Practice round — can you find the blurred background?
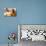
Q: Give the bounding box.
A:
[0,0,46,46]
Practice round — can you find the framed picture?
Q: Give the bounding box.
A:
[4,8,16,16]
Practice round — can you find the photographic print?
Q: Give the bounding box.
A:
[4,8,16,16]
